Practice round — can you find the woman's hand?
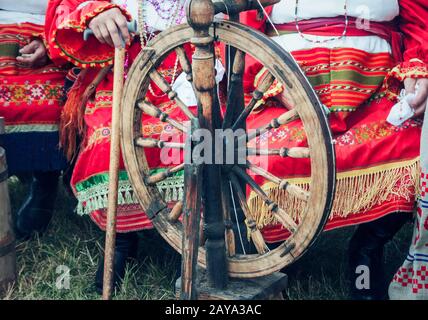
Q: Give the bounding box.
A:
[405,77,428,117]
[88,7,131,48]
[16,39,48,68]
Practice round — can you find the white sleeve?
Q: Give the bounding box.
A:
[0,0,48,15]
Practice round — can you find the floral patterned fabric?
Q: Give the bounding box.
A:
[0,23,67,173]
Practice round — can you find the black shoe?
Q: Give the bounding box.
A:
[95,232,139,294]
[348,213,410,300]
[15,171,60,239]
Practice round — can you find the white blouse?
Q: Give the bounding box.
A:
[269,0,399,54]
[75,0,188,32]
[0,0,47,24]
[271,0,399,23]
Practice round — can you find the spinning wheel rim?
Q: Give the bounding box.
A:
[121,21,336,278]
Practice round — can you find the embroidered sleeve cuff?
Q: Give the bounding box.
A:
[52,2,132,68]
[382,59,428,100]
[390,59,428,81]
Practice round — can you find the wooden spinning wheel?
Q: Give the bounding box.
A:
[121,0,335,291]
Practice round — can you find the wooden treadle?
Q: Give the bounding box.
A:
[175,271,288,300]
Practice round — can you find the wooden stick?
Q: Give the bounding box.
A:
[246,146,310,158]
[232,165,298,232]
[168,201,184,223]
[238,109,299,146]
[103,47,126,300]
[246,162,310,202]
[145,163,185,185]
[138,101,187,132]
[232,71,275,130]
[135,137,185,149]
[175,46,193,80]
[222,49,246,130]
[221,180,236,257]
[149,70,196,120]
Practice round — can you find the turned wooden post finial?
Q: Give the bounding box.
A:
[186,0,215,31]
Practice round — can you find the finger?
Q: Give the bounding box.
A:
[19,41,39,55]
[106,20,123,48]
[16,55,37,67]
[404,78,416,93]
[413,102,427,118]
[34,45,46,58]
[16,56,32,65]
[410,83,428,109]
[99,24,114,47]
[114,15,130,45]
[92,26,106,44]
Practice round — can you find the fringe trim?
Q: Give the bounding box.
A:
[76,175,185,216]
[248,159,420,229]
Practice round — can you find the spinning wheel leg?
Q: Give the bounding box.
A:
[181,121,203,300]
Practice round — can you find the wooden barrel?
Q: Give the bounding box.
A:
[0,118,16,294]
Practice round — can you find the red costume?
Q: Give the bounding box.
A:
[45,0,427,240]
[239,0,427,242]
[46,0,192,232]
[0,4,68,174]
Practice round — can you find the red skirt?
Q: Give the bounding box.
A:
[71,44,421,238]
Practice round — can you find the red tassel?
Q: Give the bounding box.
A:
[59,68,92,160]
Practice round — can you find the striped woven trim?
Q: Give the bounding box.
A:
[5,124,59,134]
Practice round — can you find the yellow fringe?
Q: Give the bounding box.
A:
[248,158,420,228]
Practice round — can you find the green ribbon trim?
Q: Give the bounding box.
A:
[307,71,384,87]
[75,170,129,193]
[0,43,19,58]
[5,124,59,134]
[74,169,184,216]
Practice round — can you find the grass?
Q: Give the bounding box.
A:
[2,178,414,300]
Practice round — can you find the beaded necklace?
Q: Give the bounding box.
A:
[136,0,186,97]
[294,0,349,44]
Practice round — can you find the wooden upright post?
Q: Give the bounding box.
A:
[181,119,202,300]
[187,0,228,290]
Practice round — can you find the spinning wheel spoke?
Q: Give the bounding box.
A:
[168,201,183,223]
[238,109,300,145]
[138,100,187,132]
[145,163,185,185]
[232,71,275,131]
[229,173,268,254]
[232,165,298,232]
[149,69,196,120]
[175,46,193,81]
[246,162,310,202]
[199,219,206,247]
[135,137,185,149]
[246,146,310,158]
[222,49,246,130]
[221,180,236,257]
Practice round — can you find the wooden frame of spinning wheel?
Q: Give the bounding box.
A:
[121,0,336,299]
